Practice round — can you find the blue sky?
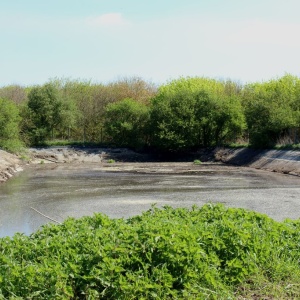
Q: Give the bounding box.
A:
[1,0,300,86]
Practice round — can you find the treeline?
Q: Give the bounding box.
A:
[0,77,156,151]
[1,74,300,152]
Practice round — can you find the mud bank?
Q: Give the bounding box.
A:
[215,148,300,176]
[27,147,221,175]
[1,146,300,183]
[1,147,151,183]
[0,150,23,183]
[28,147,155,164]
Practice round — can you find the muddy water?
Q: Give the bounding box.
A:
[1,163,300,237]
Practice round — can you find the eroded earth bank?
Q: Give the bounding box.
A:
[0,149,23,183]
[1,147,300,183]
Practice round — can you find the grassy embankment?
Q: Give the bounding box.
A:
[1,204,300,299]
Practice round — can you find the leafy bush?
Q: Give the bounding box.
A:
[150,77,245,151]
[104,98,150,148]
[242,74,300,147]
[1,204,300,299]
[0,98,23,152]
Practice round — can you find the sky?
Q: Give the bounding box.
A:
[1,0,300,86]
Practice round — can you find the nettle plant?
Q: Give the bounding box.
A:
[0,204,300,299]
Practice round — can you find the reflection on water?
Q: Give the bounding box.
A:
[1,163,300,237]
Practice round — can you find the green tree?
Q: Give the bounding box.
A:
[0,98,23,152]
[150,91,199,151]
[150,77,245,151]
[62,80,101,142]
[46,77,157,143]
[242,74,300,147]
[26,84,64,144]
[104,98,150,148]
[47,79,81,140]
[195,92,245,147]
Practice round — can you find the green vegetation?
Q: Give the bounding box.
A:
[104,98,150,148]
[150,78,245,151]
[193,159,202,165]
[1,204,300,299]
[38,140,105,147]
[275,143,300,150]
[24,84,67,144]
[1,74,300,152]
[0,98,23,152]
[107,159,115,163]
[242,74,300,147]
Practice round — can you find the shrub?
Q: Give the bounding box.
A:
[104,98,150,148]
[150,77,245,151]
[0,204,300,299]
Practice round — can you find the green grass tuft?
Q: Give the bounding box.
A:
[193,159,202,165]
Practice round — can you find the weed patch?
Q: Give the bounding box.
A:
[193,159,202,165]
[0,204,300,299]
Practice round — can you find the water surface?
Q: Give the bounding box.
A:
[1,163,300,237]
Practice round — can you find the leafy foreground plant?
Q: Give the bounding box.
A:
[1,204,300,299]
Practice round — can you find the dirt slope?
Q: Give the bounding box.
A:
[1,147,300,183]
[0,150,23,183]
[215,148,300,176]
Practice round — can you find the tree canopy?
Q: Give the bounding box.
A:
[0,98,23,152]
[242,74,300,146]
[150,77,245,151]
[1,74,300,151]
[104,98,150,148]
[26,84,65,143]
